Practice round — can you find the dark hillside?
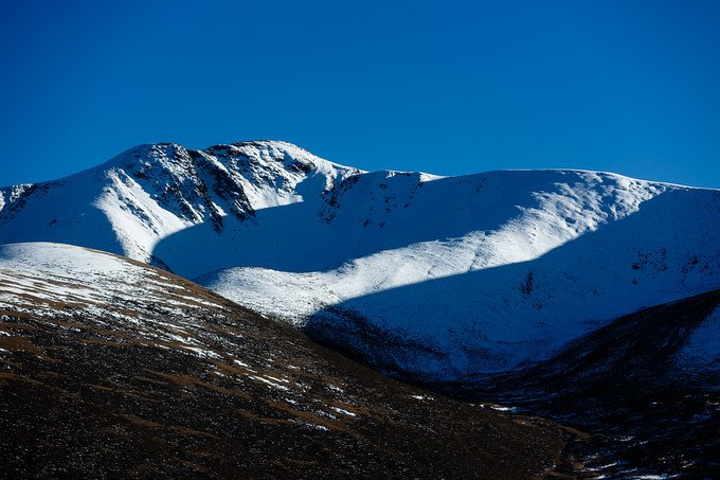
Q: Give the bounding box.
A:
[0,246,576,479]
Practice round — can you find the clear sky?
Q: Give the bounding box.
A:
[1,0,719,187]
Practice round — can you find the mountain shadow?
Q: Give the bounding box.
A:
[152,169,576,278]
[447,290,720,479]
[303,188,720,377]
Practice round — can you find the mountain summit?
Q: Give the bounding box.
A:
[0,141,359,269]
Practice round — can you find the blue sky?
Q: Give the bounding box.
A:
[1,0,719,187]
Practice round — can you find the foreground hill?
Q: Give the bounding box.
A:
[0,243,573,479]
[1,141,719,377]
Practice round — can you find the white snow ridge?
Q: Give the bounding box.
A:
[1,140,719,378]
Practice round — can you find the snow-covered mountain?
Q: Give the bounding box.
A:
[0,141,359,271]
[2,140,719,378]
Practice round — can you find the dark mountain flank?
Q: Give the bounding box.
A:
[0,244,577,479]
[426,290,720,478]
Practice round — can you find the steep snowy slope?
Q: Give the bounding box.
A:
[0,141,359,269]
[677,304,720,375]
[2,141,719,378]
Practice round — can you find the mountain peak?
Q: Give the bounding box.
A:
[202,140,359,177]
[102,140,360,185]
[0,140,365,264]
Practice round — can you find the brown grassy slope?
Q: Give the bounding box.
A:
[0,251,576,479]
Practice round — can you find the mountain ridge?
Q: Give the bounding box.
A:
[3,141,720,477]
[1,141,719,378]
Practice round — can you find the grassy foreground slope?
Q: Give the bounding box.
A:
[0,243,575,479]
